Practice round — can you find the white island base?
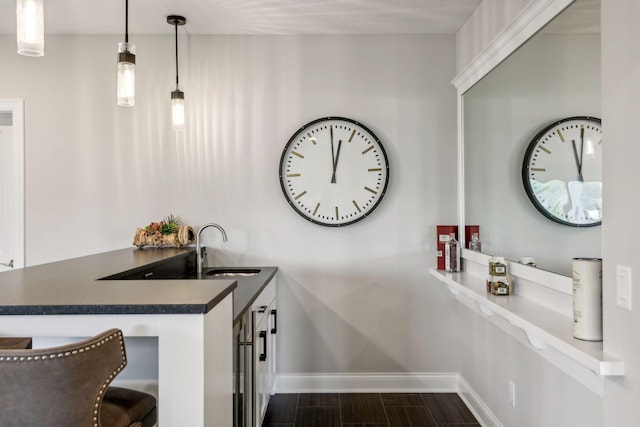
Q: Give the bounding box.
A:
[0,293,233,426]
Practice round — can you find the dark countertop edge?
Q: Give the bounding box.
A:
[233,267,278,324]
[0,282,237,316]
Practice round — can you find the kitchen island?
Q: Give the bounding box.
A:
[0,247,277,426]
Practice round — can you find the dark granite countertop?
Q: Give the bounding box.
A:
[222,266,278,324]
[0,248,238,315]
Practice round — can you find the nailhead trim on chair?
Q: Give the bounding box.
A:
[0,330,127,427]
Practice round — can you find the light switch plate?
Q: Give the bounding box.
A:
[616,265,632,311]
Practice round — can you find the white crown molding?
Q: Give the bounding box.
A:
[452,0,574,95]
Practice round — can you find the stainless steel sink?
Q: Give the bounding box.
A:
[204,268,261,277]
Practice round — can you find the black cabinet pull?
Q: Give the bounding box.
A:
[258,305,267,313]
[259,331,267,361]
[270,309,277,334]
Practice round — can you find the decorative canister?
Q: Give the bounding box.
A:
[572,258,603,341]
[489,257,507,276]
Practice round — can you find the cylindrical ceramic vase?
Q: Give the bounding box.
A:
[572,258,603,341]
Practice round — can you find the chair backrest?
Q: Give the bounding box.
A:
[0,328,127,427]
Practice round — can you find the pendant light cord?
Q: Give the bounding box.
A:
[125,0,129,43]
[174,20,179,87]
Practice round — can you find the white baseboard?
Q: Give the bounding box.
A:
[275,372,459,393]
[274,372,501,427]
[458,376,503,427]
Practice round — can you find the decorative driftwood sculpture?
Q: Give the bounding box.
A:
[133,215,195,248]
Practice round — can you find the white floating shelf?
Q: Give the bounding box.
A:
[430,268,624,376]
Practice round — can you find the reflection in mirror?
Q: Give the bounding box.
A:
[463,0,600,276]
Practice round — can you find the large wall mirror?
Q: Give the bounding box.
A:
[462,0,600,276]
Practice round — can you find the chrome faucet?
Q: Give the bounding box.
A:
[196,223,228,277]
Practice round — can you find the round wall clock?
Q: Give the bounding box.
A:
[279,117,390,227]
[522,116,602,227]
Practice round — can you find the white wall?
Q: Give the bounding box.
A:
[601,0,640,425]
[457,304,603,426]
[465,32,601,276]
[0,34,459,375]
[454,1,605,425]
[459,0,640,424]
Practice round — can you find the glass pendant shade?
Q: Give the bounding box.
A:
[117,42,135,107]
[171,90,185,131]
[16,0,44,57]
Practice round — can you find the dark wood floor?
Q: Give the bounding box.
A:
[262,393,480,427]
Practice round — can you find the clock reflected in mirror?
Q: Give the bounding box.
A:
[522,116,602,227]
[279,117,390,227]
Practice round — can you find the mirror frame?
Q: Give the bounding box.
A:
[452,0,575,279]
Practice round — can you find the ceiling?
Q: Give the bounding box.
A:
[0,0,483,36]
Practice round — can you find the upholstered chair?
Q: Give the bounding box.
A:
[0,328,157,427]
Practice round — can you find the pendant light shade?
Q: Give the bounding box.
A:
[117,0,135,107]
[16,0,44,57]
[168,15,186,131]
[117,42,135,106]
[171,89,185,131]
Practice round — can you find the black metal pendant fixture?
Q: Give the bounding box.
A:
[117,0,135,106]
[167,15,186,131]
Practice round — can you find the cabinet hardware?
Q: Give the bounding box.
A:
[0,259,13,268]
[259,331,267,361]
[258,305,267,313]
[270,309,277,334]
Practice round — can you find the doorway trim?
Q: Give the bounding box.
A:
[0,99,25,268]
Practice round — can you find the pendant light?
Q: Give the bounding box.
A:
[117,0,135,107]
[167,15,186,131]
[16,0,44,57]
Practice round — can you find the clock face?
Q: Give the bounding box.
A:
[279,117,390,227]
[522,116,602,227]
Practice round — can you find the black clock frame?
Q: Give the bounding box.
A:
[521,115,602,227]
[278,116,390,227]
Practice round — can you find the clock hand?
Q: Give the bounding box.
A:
[331,140,342,183]
[330,125,336,183]
[571,139,584,182]
[579,126,585,181]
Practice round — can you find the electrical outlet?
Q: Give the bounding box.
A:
[509,381,516,407]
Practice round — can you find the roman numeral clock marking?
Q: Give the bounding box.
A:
[279,117,390,227]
